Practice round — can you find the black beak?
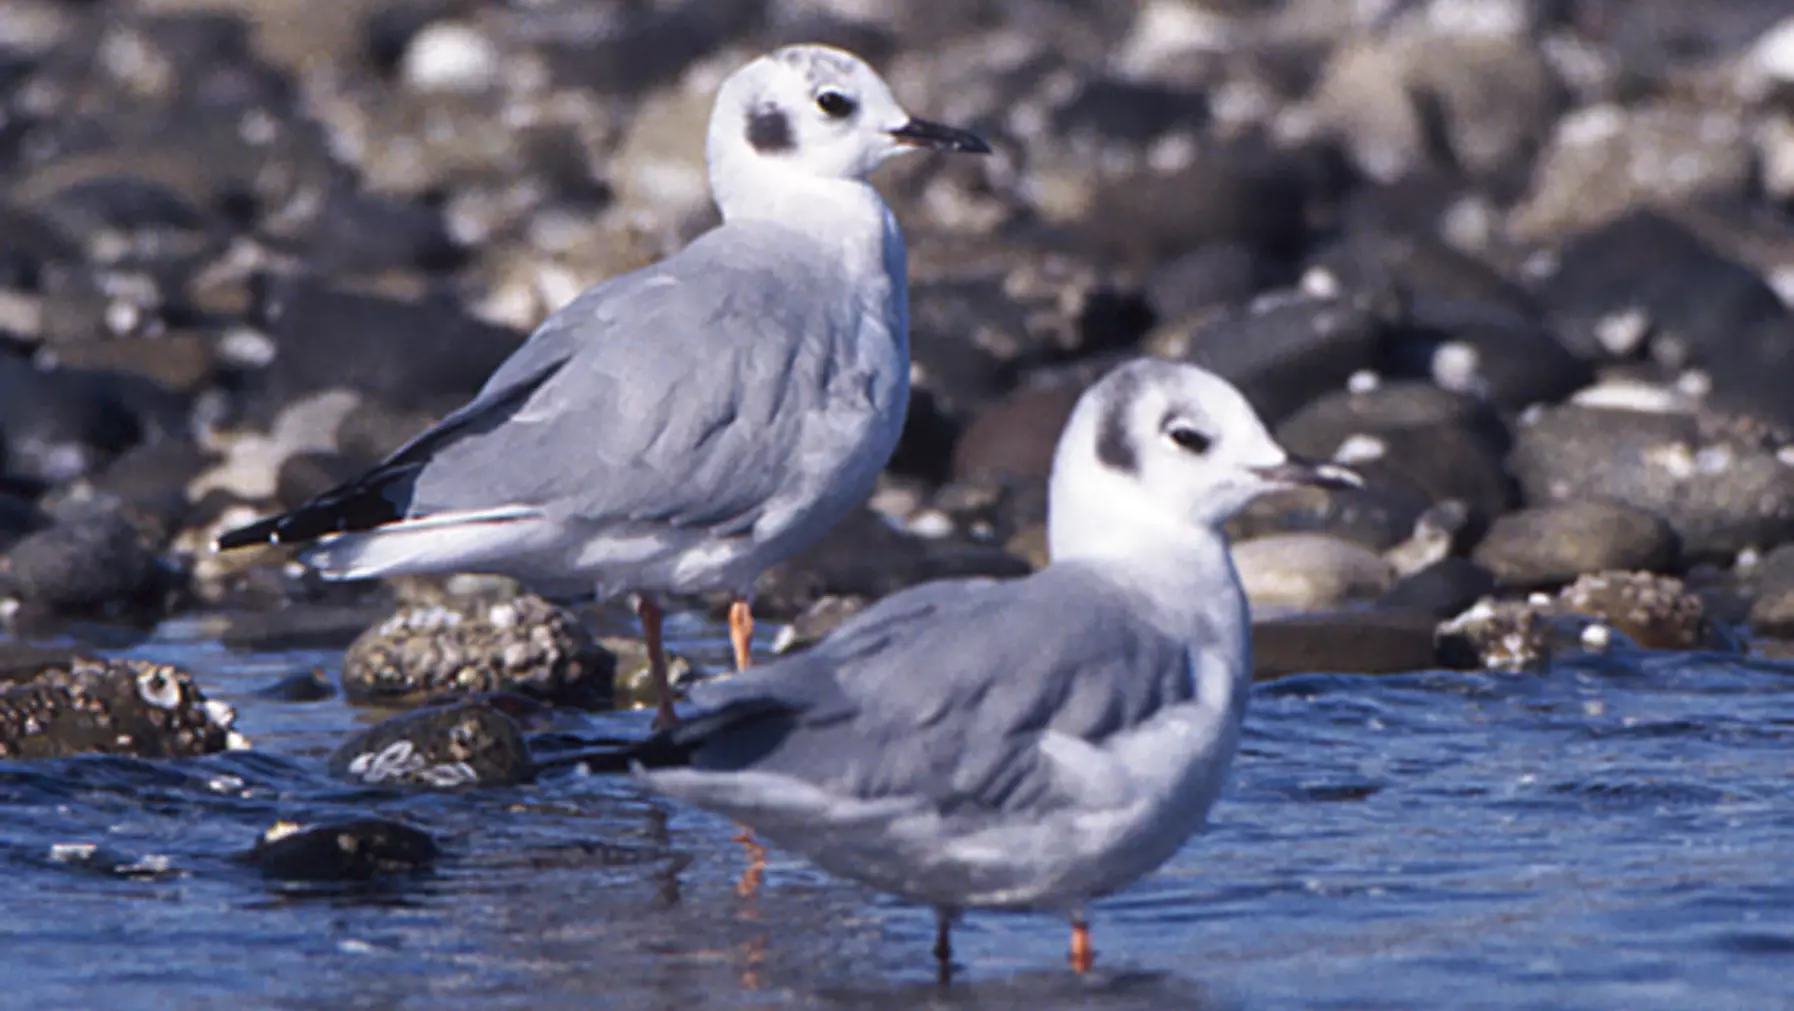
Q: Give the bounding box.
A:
[1251,456,1363,490]
[889,117,991,154]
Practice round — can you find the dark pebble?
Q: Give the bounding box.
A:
[1165,284,1406,427]
[245,275,523,420]
[0,497,164,617]
[1540,210,1787,367]
[248,818,438,883]
[1376,557,1498,620]
[327,699,532,789]
[254,668,335,702]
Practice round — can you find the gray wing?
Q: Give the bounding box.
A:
[680,564,1199,819]
[219,222,881,551]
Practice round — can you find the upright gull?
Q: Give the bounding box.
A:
[214,45,990,727]
[630,359,1361,977]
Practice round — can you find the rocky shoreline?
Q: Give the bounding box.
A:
[5,0,1794,780]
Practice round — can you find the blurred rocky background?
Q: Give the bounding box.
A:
[6,0,1794,729]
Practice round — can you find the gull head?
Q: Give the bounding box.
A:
[707,44,989,191]
[1049,360,1361,559]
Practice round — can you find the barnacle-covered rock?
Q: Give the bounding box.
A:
[0,657,246,759]
[327,698,531,789]
[340,592,614,707]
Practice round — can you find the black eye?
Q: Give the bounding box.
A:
[816,90,857,119]
[1167,425,1212,455]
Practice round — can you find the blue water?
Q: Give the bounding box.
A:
[2,613,1790,1011]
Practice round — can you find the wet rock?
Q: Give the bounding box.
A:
[1746,544,1794,636]
[254,668,335,702]
[1152,284,1405,427]
[0,656,243,759]
[1377,557,1498,621]
[1473,501,1680,588]
[1234,533,1394,613]
[341,593,614,708]
[248,818,438,883]
[1438,570,1723,669]
[0,496,166,618]
[1557,570,1709,652]
[1435,597,1567,672]
[328,698,532,789]
[1250,610,1442,681]
[1508,404,1794,560]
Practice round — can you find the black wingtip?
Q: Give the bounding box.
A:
[214,515,286,552]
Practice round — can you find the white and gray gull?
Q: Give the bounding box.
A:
[214,45,990,727]
[627,359,1362,978]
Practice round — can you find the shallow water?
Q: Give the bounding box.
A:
[2,614,1791,1011]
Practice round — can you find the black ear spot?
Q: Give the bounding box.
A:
[1096,396,1138,474]
[746,107,794,153]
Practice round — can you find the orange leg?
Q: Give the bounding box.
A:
[1069,918,1094,974]
[636,597,677,730]
[728,597,755,671]
[727,596,766,894]
[733,826,767,897]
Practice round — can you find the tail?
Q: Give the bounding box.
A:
[539,698,798,775]
[214,468,415,551]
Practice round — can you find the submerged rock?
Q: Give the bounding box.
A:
[0,657,245,759]
[327,698,531,789]
[248,818,439,883]
[341,593,614,707]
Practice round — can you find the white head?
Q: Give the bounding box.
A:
[705,44,988,218]
[1048,359,1361,564]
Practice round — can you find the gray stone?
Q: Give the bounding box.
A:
[1747,544,1794,636]
[1473,501,1679,588]
[1234,533,1394,613]
[1508,404,1794,560]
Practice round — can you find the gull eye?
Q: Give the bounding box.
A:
[816,90,857,119]
[1166,424,1213,455]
